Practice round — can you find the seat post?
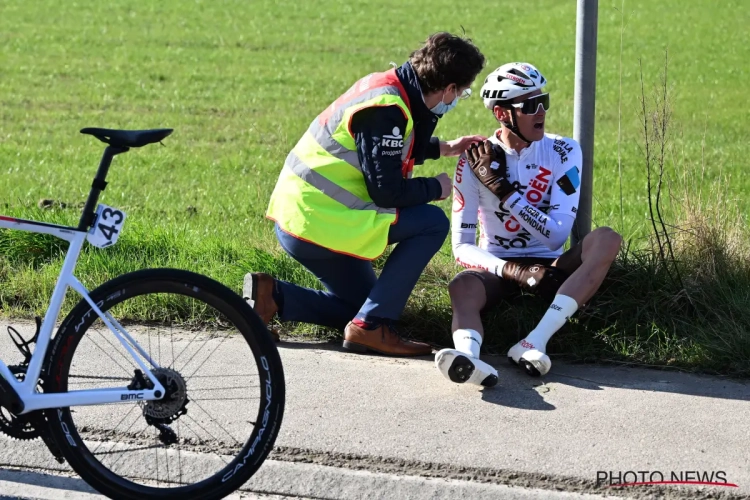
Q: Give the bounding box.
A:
[77,145,129,231]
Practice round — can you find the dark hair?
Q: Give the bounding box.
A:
[409,32,486,94]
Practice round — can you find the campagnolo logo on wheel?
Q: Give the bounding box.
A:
[223,356,273,483]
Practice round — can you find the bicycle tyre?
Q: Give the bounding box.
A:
[43,268,285,500]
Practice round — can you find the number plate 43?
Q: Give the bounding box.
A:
[87,204,126,248]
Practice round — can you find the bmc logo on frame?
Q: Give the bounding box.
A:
[121,393,144,401]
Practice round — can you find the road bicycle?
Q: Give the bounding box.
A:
[0,128,285,499]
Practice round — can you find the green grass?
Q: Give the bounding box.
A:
[1,0,749,375]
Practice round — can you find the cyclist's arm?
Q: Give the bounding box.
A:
[503,140,582,251]
[451,154,510,275]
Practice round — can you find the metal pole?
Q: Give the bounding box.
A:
[570,0,598,247]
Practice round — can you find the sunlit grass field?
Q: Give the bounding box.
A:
[1,0,748,374]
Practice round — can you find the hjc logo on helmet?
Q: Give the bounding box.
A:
[481,89,509,100]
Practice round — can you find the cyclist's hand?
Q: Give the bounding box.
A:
[501,262,568,299]
[466,140,517,202]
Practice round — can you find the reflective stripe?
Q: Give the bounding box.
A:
[285,151,397,215]
[401,131,413,162]
[310,85,412,170]
[308,121,360,168]
[267,69,413,260]
[323,85,403,132]
[309,115,412,171]
[332,92,413,151]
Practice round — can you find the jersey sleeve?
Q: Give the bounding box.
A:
[451,154,510,274]
[548,137,582,218]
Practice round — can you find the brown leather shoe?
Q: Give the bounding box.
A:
[243,273,280,342]
[343,322,433,357]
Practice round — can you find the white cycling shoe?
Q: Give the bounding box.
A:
[508,340,551,377]
[435,349,498,387]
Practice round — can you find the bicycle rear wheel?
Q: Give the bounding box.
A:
[44,268,285,500]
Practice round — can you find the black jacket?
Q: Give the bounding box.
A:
[350,62,443,208]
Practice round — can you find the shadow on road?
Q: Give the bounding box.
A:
[479,383,557,411]
[276,339,750,405]
[544,363,750,403]
[0,467,99,496]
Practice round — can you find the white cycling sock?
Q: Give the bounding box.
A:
[524,295,578,352]
[453,329,482,358]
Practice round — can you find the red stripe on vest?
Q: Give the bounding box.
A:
[318,69,411,125]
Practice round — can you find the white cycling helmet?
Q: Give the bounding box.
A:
[480,62,547,110]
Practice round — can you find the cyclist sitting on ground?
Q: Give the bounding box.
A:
[435,62,622,387]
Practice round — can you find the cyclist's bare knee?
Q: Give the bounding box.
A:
[582,226,622,264]
[449,270,490,312]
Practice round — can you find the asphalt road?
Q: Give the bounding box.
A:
[0,320,747,499]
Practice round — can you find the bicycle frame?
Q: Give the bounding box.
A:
[0,146,167,415]
[0,217,165,414]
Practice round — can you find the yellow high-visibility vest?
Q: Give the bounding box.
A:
[266,68,415,260]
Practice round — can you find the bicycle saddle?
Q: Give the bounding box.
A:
[80,128,173,148]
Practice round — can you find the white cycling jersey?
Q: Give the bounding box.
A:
[451,130,582,274]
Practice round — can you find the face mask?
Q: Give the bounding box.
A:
[430,88,459,115]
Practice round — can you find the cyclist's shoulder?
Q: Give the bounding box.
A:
[539,132,580,149]
[539,133,581,168]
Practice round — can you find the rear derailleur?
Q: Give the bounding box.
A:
[128,367,189,446]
